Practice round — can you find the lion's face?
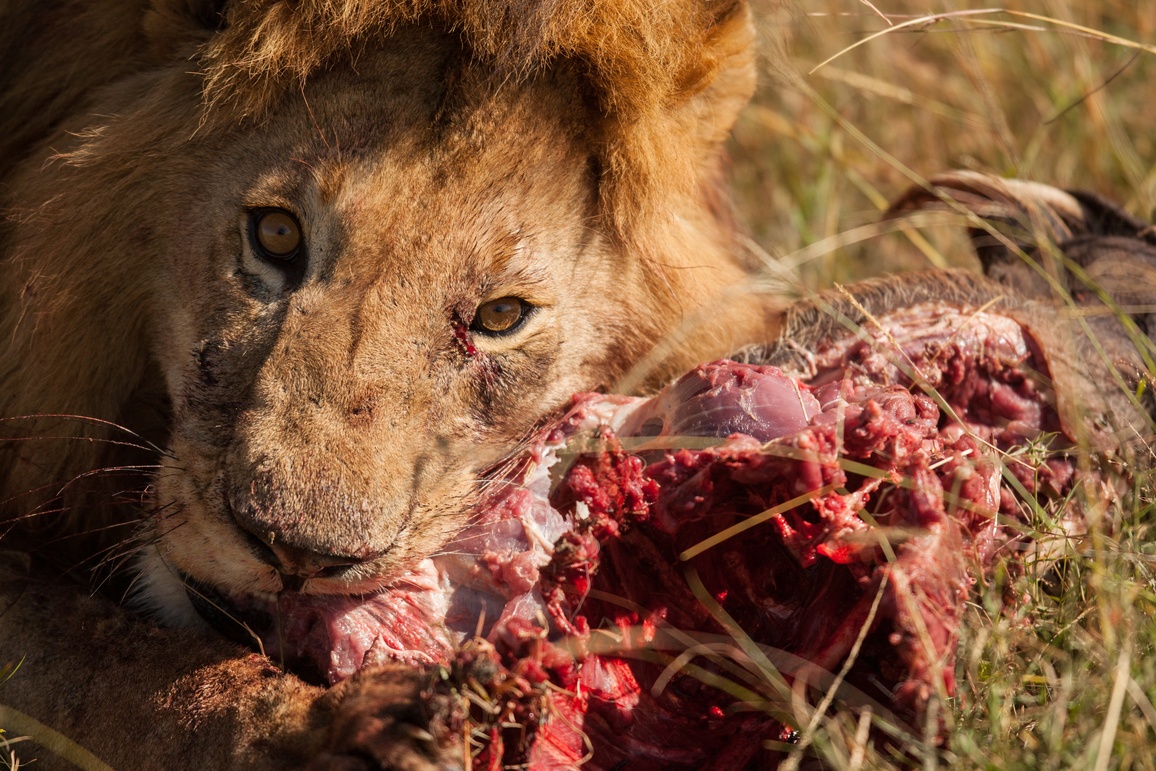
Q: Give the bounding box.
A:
[0,0,760,633]
[139,30,651,616]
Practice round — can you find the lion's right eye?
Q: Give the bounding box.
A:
[249,209,303,263]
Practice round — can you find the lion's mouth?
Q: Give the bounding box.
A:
[183,565,459,684]
[182,396,635,685]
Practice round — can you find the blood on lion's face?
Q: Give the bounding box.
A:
[141,34,654,615]
[0,7,764,626]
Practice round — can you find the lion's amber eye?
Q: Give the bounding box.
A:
[472,297,529,335]
[251,209,302,261]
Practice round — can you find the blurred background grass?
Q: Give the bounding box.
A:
[734,0,1155,289]
[727,2,1156,768]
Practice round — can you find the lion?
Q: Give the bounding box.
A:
[2,0,1153,768]
[0,0,772,766]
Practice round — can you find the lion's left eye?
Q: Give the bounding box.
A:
[249,208,303,263]
[471,297,530,335]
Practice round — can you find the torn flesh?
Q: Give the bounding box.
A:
[209,394,639,684]
[211,302,1099,767]
[449,302,1088,769]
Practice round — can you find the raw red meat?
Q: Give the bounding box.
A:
[207,298,1107,768]
[453,301,1078,769]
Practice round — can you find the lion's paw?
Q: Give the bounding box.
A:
[307,664,463,771]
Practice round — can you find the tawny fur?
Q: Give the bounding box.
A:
[0,0,771,766]
[0,0,767,560]
[5,3,1149,769]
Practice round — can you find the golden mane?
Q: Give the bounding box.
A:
[172,0,743,115]
[0,0,771,562]
[145,0,759,233]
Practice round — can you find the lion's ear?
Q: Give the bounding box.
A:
[592,0,758,236]
[477,0,758,237]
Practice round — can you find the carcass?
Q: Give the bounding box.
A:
[197,174,1156,768]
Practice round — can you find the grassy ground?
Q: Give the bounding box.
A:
[734,0,1155,287]
[728,2,1156,768]
[5,4,1153,770]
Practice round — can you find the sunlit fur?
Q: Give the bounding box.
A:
[0,0,771,623]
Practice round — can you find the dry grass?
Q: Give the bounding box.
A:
[7,4,1154,769]
[728,2,1156,768]
[734,1,1155,286]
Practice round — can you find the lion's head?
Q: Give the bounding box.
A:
[0,0,766,629]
